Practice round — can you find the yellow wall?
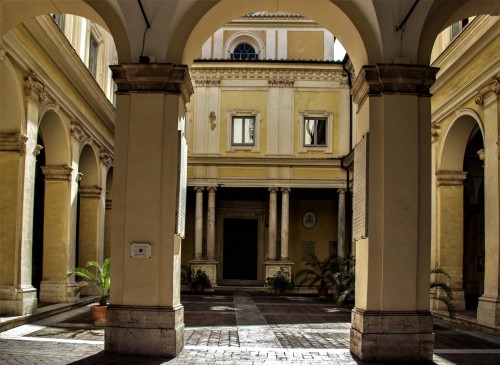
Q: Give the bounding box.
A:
[287,31,323,60]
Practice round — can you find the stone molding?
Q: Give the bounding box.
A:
[190,66,345,83]
[110,63,194,104]
[268,79,295,87]
[100,148,114,168]
[352,64,439,107]
[207,186,217,193]
[194,79,221,87]
[475,77,499,105]
[435,170,468,186]
[281,187,291,193]
[78,186,102,199]
[24,71,48,102]
[41,165,73,181]
[268,187,279,193]
[431,122,441,143]
[0,133,28,154]
[70,120,88,143]
[193,186,205,193]
[105,199,112,210]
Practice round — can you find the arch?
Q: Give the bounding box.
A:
[173,0,377,72]
[38,107,71,166]
[0,0,130,63]
[79,143,100,187]
[418,0,500,64]
[224,31,265,59]
[438,109,484,171]
[0,52,25,133]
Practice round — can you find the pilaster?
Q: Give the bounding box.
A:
[337,188,346,258]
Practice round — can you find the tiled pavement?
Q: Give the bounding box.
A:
[1,291,500,364]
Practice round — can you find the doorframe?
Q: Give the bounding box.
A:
[216,201,266,284]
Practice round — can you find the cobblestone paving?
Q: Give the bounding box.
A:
[1,292,500,364]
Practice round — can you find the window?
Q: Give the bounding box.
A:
[451,19,469,40]
[304,118,327,146]
[88,36,98,77]
[232,116,255,145]
[51,14,65,30]
[231,43,259,60]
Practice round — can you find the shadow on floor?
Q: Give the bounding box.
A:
[68,351,174,365]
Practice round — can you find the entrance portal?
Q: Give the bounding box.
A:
[223,218,258,280]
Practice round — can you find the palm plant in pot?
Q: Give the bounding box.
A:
[295,253,335,298]
[266,268,293,295]
[430,267,456,317]
[190,269,212,292]
[331,256,355,306]
[67,258,110,326]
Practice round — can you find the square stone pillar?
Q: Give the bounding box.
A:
[105,64,193,357]
[350,64,438,362]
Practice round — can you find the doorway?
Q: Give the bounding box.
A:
[223,218,258,280]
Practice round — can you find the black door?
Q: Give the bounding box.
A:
[223,218,258,280]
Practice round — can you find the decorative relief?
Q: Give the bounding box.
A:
[70,121,87,143]
[24,72,48,102]
[99,149,114,168]
[41,165,73,181]
[268,79,295,87]
[431,122,441,143]
[194,79,221,87]
[209,111,217,131]
[34,144,44,157]
[0,134,28,154]
[475,78,499,105]
[435,170,468,186]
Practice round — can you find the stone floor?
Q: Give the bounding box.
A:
[1,291,499,364]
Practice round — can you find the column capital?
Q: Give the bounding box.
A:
[70,120,91,144]
[193,186,205,193]
[110,63,194,105]
[41,165,73,181]
[435,170,468,186]
[24,71,48,102]
[0,133,28,154]
[337,188,347,194]
[207,186,217,193]
[281,187,291,193]
[78,186,103,199]
[268,187,279,193]
[352,64,439,107]
[475,77,499,106]
[100,148,114,168]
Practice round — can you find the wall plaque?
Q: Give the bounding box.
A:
[353,133,369,241]
[131,242,152,258]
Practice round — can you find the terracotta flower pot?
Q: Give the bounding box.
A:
[90,305,107,326]
[317,286,329,299]
[274,287,284,295]
[195,283,205,292]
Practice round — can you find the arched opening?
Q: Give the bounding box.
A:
[462,127,485,311]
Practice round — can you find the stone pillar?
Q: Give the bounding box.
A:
[0,72,46,315]
[105,64,193,357]
[337,188,346,258]
[206,187,216,260]
[268,187,278,260]
[280,187,290,260]
[39,165,79,303]
[193,187,204,259]
[476,80,500,326]
[434,170,468,311]
[349,65,438,362]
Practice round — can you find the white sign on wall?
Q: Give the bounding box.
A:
[130,242,152,258]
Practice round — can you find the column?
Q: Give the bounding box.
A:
[194,187,204,259]
[39,165,79,303]
[337,188,346,258]
[477,81,500,326]
[268,187,278,260]
[106,64,193,357]
[434,170,468,311]
[280,188,290,261]
[206,187,216,260]
[349,65,438,362]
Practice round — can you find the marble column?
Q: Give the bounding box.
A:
[206,187,216,260]
[280,188,290,261]
[337,189,346,258]
[194,187,204,259]
[268,187,278,260]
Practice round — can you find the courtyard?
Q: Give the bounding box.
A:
[1,292,499,365]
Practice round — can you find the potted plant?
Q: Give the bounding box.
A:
[266,268,293,295]
[67,258,110,326]
[430,267,456,317]
[295,253,335,298]
[331,256,355,306]
[191,269,212,292]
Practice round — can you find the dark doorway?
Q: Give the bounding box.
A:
[223,218,258,280]
[32,134,45,298]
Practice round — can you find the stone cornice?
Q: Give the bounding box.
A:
[435,170,468,186]
[190,64,346,83]
[0,134,28,154]
[188,156,343,167]
[41,165,73,181]
[111,63,194,104]
[269,79,295,87]
[475,77,499,105]
[352,64,439,107]
[78,186,103,198]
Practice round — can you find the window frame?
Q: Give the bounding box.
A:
[299,110,334,154]
[231,116,256,146]
[226,110,261,152]
[303,117,328,147]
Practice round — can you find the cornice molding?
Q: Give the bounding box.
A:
[435,170,468,186]
[188,156,343,167]
[352,64,439,107]
[111,63,194,104]
[41,165,73,181]
[0,134,28,154]
[269,79,295,87]
[194,79,221,87]
[78,186,103,198]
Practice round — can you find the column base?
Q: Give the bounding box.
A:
[105,304,184,357]
[39,281,79,303]
[0,285,37,315]
[350,308,434,362]
[264,260,294,279]
[189,259,218,287]
[477,295,500,326]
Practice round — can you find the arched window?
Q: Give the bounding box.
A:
[231,43,258,60]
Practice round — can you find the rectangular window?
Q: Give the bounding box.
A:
[451,19,469,40]
[51,14,65,30]
[88,36,98,77]
[304,118,327,146]
[232,116,255,145]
